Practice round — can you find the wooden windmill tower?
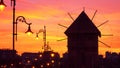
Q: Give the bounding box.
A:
[64,11,101,68]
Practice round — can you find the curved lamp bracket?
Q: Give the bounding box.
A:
[15,16,31,25]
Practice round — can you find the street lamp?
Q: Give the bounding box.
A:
[0,0,33,50]
[36,26,47,51]
[36,26,52,52]
[25,23,33,35]
[16,16,33,40]
[0,0,6,11]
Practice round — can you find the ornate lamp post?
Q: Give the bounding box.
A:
[36,26,52,51]
[0,0,33,51]
[36,26,47,51]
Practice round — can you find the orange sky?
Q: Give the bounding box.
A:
[0,0,120,57]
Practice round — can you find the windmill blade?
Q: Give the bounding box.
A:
[58,24,68,28]
[68,12,75,21]
[59,12,74,29]
[57,38,67,41]
[99,40,111,48]
[101,34,113,36]
[91,10,97,21]
[97,20,109,27]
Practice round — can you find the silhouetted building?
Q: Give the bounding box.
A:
[22,52,42,68]
[60,52,69,68]
[21,51,60,68]
[42,51,60,68]
[0,49,21,68]
[64,11,101,68]
[104,51,120,68]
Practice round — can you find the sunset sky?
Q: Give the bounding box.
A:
[0,0,120,57]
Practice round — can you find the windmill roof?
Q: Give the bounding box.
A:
[65,11,101,37]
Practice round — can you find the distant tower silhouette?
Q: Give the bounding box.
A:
[65,11,101,68]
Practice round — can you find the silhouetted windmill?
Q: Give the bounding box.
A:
[58,10,112,48]
[58,10,113,68]
[65,10,101,68]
